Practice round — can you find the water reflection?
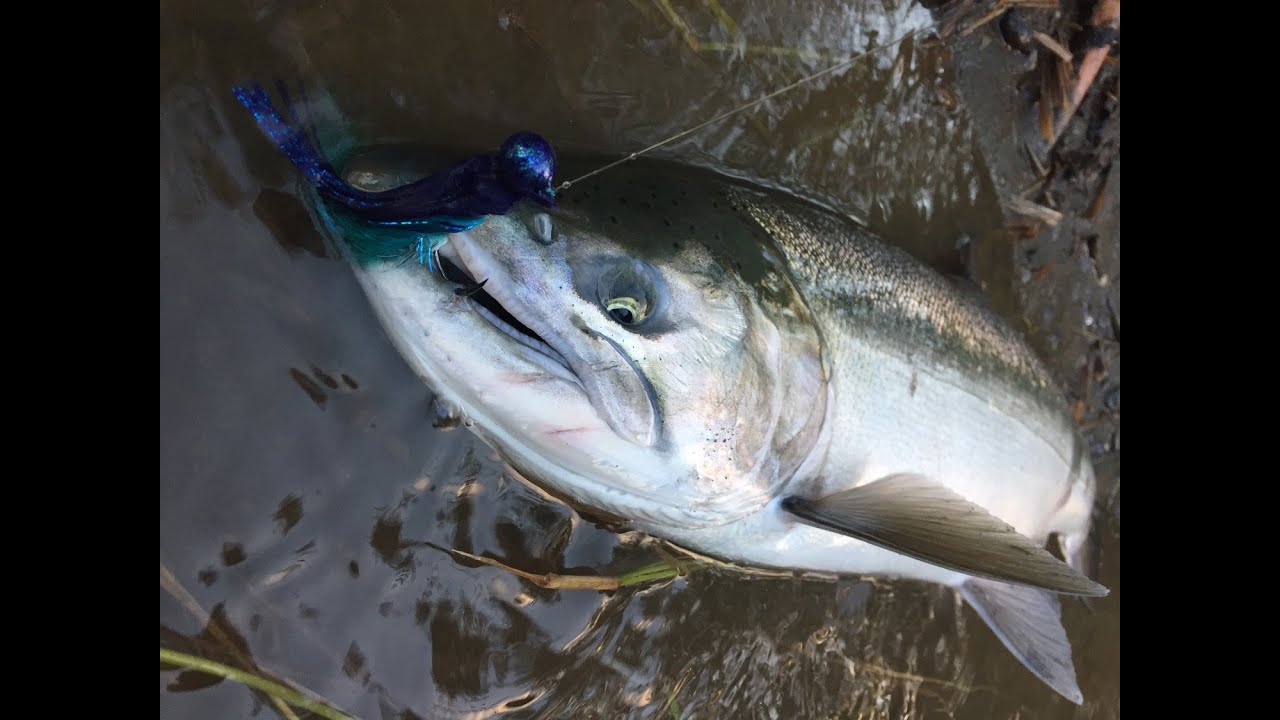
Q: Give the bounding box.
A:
[161,1,1117,717]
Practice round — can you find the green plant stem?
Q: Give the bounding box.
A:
[160,647,354,720]
[618,560,706,586]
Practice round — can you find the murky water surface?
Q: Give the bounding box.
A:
[160,1,1119,717]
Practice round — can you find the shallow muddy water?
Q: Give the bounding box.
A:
[160,1,1119,717]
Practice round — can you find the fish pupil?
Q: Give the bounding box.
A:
[610,307,635,324]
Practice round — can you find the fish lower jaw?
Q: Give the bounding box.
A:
[428,241,578,383]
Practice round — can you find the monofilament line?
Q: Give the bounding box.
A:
[557,25,933,192]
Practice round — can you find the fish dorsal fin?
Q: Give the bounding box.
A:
[781,474,1108,597]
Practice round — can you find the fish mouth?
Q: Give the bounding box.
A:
[435,238,582,390]
[437,230,661,448]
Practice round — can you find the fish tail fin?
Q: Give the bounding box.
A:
[959,578,1084,705]
[231,81,378,212]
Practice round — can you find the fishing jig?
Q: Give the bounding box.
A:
[234,23,926,265]
[232,80,557,269]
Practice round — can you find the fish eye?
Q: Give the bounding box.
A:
[531,213,555,244]
[597,262,655,327]
[604,296,646,325]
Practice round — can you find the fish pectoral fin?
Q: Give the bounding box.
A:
[961,578,1084,704]
[780,473,1108,597]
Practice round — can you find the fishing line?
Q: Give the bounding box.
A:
[557,25,934,192]
[234,20,936,279]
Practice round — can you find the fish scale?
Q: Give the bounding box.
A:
[724,188,1093,543]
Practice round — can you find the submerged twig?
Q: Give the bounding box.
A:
[450,548,622,590]
[160,561,214,628]
[161,561,302,720]
[938,0,976,38]
[446,548,706,590]
[160,648,354,720]
[856,661,992,693]
[1032,31,1072,62]
[652,0,701,51]
[1005,197,1064,226]
[962,3,1010,36]
[701,0,740,39]
[658,668,692,719]
[1050,0,1121,145]
[960,0,1059,37]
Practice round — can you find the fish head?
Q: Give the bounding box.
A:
[335,155,829,530]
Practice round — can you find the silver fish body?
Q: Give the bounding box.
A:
[661,191,1096,589]
[323,153,1103,703]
